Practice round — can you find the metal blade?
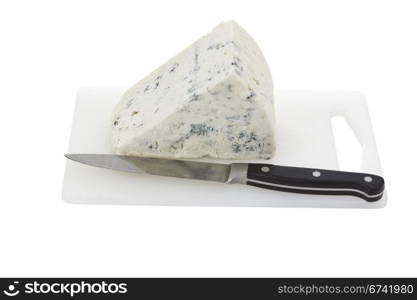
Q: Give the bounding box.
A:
[65,154,233,183]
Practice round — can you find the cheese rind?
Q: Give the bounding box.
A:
[112,21,275,160]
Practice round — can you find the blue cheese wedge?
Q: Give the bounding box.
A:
[112,21,276,160]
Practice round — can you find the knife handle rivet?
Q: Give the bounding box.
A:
[364,176,373,182]
[312,171,321,177]
[261,166,270,173]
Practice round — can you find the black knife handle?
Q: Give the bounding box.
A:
[246,164,385,202]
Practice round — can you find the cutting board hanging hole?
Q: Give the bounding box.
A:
[331,116,362,172]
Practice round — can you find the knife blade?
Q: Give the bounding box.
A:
[65,154,385,202]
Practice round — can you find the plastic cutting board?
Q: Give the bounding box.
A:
[62,87,386,208]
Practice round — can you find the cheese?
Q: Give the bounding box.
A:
[111,21,276,160]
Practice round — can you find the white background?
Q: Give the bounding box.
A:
[0,0,416,276]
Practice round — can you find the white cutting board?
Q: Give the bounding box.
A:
[62,87,386,208]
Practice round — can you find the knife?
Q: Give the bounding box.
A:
[65,154,385,202]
